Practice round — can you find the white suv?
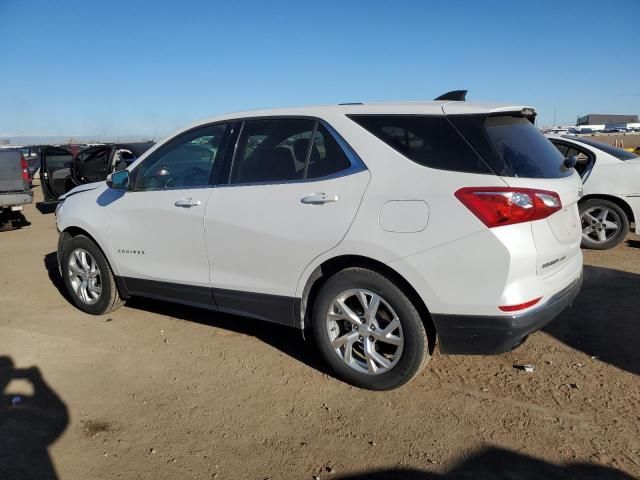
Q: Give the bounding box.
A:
[56,95,584,390]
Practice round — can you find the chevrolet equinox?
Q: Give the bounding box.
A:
[55,93,583,390]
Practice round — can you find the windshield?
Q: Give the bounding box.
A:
[568,137,639,160]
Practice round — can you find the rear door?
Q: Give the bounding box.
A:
[205,117,369,324]
[40,146,74,201]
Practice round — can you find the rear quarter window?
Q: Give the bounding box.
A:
[348,115,491,174]
[449,115,573,178]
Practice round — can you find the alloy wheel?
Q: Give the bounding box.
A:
[68,248,102,305]
[325,289,403,375]
[581,206,621,244]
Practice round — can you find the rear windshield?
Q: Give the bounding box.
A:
[348,115,491,174]
[449,115,572,178]
[568,137,638,160]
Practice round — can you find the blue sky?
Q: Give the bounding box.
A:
[0,0,638,138]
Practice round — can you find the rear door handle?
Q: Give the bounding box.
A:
[301,193,339,205]
[174,198,202,208]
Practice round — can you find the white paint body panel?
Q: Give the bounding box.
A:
[205,171,370,296]
[56,101,584,326]
[379,200,429,233]
[109,189,213,287]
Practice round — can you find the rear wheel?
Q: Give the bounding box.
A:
[60,234,124,315]
[312,268,430,390]
[579,199,629,250]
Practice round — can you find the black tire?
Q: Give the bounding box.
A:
[312,267,430,390]
[579,199,629,250]
[59,234,124,315]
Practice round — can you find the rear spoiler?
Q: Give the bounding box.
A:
[434,90,467,101]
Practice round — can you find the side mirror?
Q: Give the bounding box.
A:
[564,155,578,169]
[106,169,130,190]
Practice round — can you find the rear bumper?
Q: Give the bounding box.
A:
[432,274,583,355]
[0,191,33,208]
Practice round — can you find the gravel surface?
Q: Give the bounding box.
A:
[1,186,638,479]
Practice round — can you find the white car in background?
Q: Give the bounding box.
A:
[547,135,640,249]
[55,94,584,390]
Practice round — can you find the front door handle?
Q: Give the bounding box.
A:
[174,198,202,208]
[301,193,339,205]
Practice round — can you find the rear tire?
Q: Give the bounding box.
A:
[60,234,124,315]
[579,199,629,250]
[312,267,430,390]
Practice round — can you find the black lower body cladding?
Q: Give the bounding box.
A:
[432,275,583,355]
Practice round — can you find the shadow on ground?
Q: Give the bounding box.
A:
[45,251,640,377]
[625,239,640,249]
[43,251,330,376]
[44,253,71,303]
[0,356,68,480]
[35,202,58,215]
[544,265,640,375]
[127,295,332,376]
[0,211,31,231]
[334,446,633,479]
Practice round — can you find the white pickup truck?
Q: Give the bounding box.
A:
[0,149,33,229]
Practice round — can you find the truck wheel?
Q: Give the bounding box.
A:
[312,267,430,390]
[60,235,124,315]
[580,199,629,250]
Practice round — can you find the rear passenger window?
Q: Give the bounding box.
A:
[231,119,314,184]
[230,119,354,184]
[348,115,490,174]
[306,124,352,179]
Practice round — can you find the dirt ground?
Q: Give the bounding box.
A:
[1,185,639,480]
[590,133,640,149]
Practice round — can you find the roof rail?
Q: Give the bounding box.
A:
[434,90,467,101]
[338,102,364,105]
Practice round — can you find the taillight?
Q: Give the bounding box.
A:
[455,187,562,228]
[20,155,30,181]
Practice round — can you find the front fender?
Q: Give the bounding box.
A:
[56,186,119,276]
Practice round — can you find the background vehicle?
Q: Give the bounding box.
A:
[56,97,582,390]
[40,142,154,202]
[0,149,33,229]
[548,135,640,249]
[19,145,42,177]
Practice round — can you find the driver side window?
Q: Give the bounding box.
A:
[134,123,230,191]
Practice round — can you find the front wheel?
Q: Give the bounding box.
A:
[579,199,629,250]
[312,268,430,390]
[59,234,125,315]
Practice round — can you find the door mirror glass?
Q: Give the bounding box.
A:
[107,170,129,190]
